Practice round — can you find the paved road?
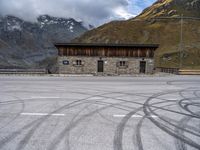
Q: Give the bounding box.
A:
[0,76,199,150]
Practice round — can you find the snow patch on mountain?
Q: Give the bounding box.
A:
[4,16,23,31]
[8,24,21,31]
[69,25,74,32]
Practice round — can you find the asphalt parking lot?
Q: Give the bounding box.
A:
[0,75,200,150]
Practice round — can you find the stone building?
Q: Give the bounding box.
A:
[55,43,159,75]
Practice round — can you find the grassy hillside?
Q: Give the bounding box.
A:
[137,0,200,19]
[74,0,200,69]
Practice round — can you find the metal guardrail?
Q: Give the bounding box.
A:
[157,67,179,74]
[0,69,47,74]
[157,68,200,75]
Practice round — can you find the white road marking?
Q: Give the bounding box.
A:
[21,113,65,116]
[30,97,61,99]
[113,115,158,118]
[168,99,178,100]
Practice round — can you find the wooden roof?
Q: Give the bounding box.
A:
[55,43,159,49]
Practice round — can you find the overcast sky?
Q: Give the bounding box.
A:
[0,0,156,26]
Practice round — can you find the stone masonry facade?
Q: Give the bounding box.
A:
[58,56,154,75]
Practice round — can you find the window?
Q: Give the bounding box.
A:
[117,61,128,68]
[119,61,126,67]
[76,60,82,66]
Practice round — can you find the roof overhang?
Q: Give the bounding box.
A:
[54,43,159,49]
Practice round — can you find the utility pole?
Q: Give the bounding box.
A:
[179,14,183,69]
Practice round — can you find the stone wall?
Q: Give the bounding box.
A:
[58,56,154,75]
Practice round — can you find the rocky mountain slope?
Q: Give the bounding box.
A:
[74,0,200,69]
[137,0,200,19]
[0,15,89,69]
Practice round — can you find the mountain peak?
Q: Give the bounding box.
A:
[0,14,89,69]
[137,0,200,19]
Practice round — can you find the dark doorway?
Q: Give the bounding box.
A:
[97,60,104,72]
[140,61,146,73]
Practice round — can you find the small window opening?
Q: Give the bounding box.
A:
[119,61,126,67]
[76,60,82,66]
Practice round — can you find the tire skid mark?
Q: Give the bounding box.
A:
[113,107,143,150]
[89,100,135,112]
[0,97,25,131]
[97,90,200,119]
[94,101,139,125]
[143,91,200,149]
[147,102,200,137]
[0,92,106,149]
[12,90,133,150]
[113,90,186,150]
[134,103,178,150]
[0,91,128,149]
[194,91,200,98]
[14,92,114,150]
[64,103,93,150]
[179,91,187,99]
[175,116,192,150]
[144,108,200,149]
[145,107,200,138]
[1,89,193,150]
[1,80,200,150]
[184,104,200,117]
[135,116,145,150]
[119,97,199,119]
[69,86,180,104]
[178,99,200,118]
[48,101,127,150]
[163,116,200,134]
[0,101,87,149]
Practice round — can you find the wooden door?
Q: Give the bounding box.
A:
[140,61,146,73]
[98,60,104,72]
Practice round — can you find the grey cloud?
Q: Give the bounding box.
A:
[0,0,132,26]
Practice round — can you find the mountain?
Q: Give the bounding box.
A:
[74,0,200,69]
[137,0,200,19]
[0,15,89,70]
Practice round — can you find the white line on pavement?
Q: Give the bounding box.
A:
[21,113,65,116]
[30,97,61,99]
[113,115,158,118]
